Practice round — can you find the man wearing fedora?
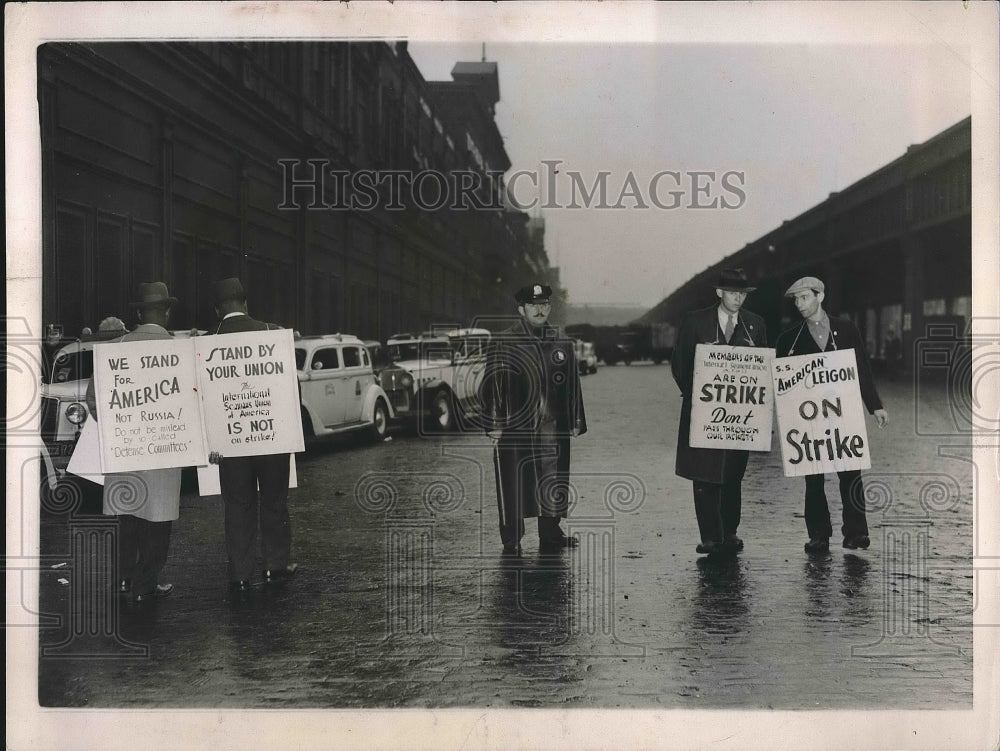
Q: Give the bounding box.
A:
[776,276,888,554]
[209,277,298,591]
[86,282,181,603]
[671,268,768,556]
[480,282,587,555]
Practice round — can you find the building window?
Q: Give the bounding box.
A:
[950,296,971,331]
[923,298,947,316]
[466,132,484,170]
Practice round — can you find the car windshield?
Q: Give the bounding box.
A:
[388,343,421,362]
[452,336,487,359]
[388,340,451,363]
[50,348,93,384]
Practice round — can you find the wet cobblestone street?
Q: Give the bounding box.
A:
[34,366,974,711]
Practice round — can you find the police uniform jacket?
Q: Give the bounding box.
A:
[775,315,883,414]
[671,305,768,483]
[480,320,587,518]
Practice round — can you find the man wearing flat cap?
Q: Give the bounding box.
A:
[86,282,181,603]
[209,277,298,591]
[671,268,768,556]
[480,282,587,555]
[776,276,888,554]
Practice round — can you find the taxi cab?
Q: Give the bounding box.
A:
[39,339,97,493]
[295,333,394,443]
[378,328,490,432]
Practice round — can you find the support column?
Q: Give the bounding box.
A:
[160,119,175,287]
[902,234,925,375]
[822,261,845,315]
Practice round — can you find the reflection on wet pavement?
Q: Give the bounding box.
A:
[692,556,750,635]
[35,373,972,708]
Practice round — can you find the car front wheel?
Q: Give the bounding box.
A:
[427,389,455,432]
[370,398,389,442]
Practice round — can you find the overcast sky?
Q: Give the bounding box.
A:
[408,41,971,309]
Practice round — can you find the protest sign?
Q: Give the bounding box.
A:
[773,349,871,477]
[196,456,298,496]
[66,419,104,485]
[92,337,208,472]
[689,344,774,451]
[195,329,304,457]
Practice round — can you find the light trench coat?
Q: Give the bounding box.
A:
[85,323,182,522]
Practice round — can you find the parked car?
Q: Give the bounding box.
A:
[39,339,98,499]
[295,333,394,443]
[576,339,598,375]
[363,340,390,378]
[379,328,490,432]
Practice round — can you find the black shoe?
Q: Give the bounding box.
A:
[502,544,523,557]
[540,535,579,550]
[804,538,830,553]
[696,541,721,555]
[118,578,131,595]
[264,563,299,583]
[134,583,173,603]
[843,535,871,550]
[723,534,744,551]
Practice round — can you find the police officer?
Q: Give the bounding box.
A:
[481,283,588,555]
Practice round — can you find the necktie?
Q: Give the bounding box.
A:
[724,314,735,342]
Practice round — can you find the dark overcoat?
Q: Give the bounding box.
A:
[211,312,289,465]
[774,315,883,413]
[212,313,277,336]
[480,321,587,518]
[670,305,768,483]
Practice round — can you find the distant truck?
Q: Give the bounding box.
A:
[648,322,676,362]
[570,322,676,365]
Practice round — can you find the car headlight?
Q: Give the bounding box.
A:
[401,373,413,389]
[65,402,88,425]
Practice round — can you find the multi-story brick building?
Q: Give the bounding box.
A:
[38,41,554,340]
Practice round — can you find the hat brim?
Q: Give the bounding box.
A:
[130,296,178,308]
[717,285,756,293]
